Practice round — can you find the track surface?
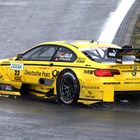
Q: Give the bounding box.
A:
[0,0,140,140]
[0,97,140,140]
[0,0,120,58]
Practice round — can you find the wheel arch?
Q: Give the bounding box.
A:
[56,68,80,104]
[57,68,81,87]
[57,68,77,78]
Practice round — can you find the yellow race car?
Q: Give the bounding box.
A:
[0,40,140,104]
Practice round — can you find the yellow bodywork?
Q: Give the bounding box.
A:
[0,40,139,104]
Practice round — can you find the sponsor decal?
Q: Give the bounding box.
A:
[42,71,50,77]
[25,70,41,76]
[14,75,21,81]
[131,71,136,77]
[40,87,51,91]
[103,82,120,85]
[52,70,59,77]
[131,66,137,77]
[84,70,94,74]
[126,78,140,80]
[59,57,71,61]
[64,54,72,58]
[108,49,117,57]
[59,53,72,61]
[25,70,50,77]
[124,82,140,85]
[10,63,23,70]
[85,90,95,98]
[76,57,85,63]
[82,85,99,89]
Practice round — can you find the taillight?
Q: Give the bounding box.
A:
[94,69,120,77]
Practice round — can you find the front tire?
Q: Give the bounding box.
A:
[57,70,80,104]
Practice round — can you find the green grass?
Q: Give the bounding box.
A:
[130,15,140,47]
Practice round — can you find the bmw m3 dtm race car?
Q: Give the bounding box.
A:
[0,40,140,104]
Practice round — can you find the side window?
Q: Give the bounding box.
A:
[22,45,58,61]
[22,47,41,60]
[38,47,56,60]
[53,47,77,62]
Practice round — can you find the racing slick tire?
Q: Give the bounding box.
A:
[56,70,80,105]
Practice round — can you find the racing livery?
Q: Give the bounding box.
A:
[0,40,140,104]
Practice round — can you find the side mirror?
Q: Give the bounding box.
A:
[16,54,23,60]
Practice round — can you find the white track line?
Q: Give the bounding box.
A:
[0,2,27,6]
[98,0,135,43]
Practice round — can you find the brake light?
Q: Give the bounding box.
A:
[94,69,120,77]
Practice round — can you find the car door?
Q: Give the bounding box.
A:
[13,45,59,85]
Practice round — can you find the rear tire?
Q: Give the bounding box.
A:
[56,70,80,104]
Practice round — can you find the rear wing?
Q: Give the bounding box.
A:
[107,48,140,62]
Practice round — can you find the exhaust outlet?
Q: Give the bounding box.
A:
[39,78,54,86]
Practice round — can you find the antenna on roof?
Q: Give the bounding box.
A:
[90,40,94,43]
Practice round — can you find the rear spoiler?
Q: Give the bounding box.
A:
[107,47,140,63]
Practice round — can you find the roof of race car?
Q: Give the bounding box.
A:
[39,40,120,49]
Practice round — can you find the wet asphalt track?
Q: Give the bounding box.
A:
[0,0,140,140]
[0,97,140,140]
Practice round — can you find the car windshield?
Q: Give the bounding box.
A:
[81,48,135,64]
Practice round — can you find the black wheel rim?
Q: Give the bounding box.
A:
[60,75,75,101]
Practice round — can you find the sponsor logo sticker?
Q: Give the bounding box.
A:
[10,63,23,70]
